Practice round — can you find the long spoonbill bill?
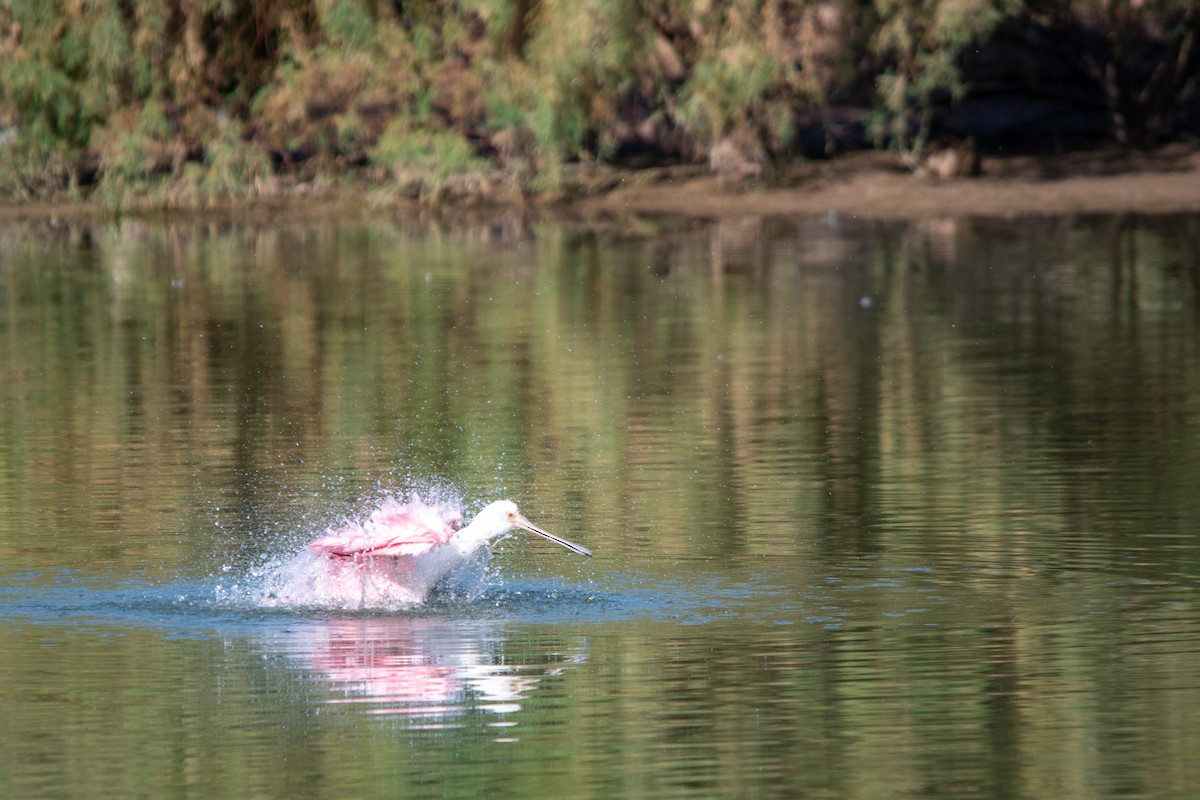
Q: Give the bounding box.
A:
[268,498,591,609]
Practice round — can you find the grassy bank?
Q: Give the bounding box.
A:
[1,1,1197,208]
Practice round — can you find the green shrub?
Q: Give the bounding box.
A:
[868,0,1012,156]
[372,120,492,187]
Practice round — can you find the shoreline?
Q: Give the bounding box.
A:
[2,145,1198,225]
[578,145,1200,221]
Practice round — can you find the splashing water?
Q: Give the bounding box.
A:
[256,544,494,611]
[217,488,497,612]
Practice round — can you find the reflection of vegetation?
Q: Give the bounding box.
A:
[2,213,1199,574]
[2,215,1200,797]
[0,1,1196,202]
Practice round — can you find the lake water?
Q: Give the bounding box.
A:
[1,211,1198,799]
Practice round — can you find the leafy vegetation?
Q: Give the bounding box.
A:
[0,0,1196,204]
[869,0,1014,158]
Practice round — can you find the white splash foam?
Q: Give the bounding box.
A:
[218,487,497,611]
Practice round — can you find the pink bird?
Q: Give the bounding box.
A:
[267,498,591,609]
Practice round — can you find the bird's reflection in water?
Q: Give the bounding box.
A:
[273,616,589,722]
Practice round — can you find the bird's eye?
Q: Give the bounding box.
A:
[506,512,516,520]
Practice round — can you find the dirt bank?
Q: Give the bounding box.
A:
[577,144,1200,221]
[2,144,1196,225]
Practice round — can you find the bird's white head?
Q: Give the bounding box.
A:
[462,500,592,558]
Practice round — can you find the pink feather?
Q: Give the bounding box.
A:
[309,498,464,558]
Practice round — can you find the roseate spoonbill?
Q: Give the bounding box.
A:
[268,498,590,609]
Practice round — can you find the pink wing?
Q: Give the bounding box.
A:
[308,498,464,558]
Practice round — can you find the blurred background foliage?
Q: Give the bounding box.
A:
[0,0,1197,203]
